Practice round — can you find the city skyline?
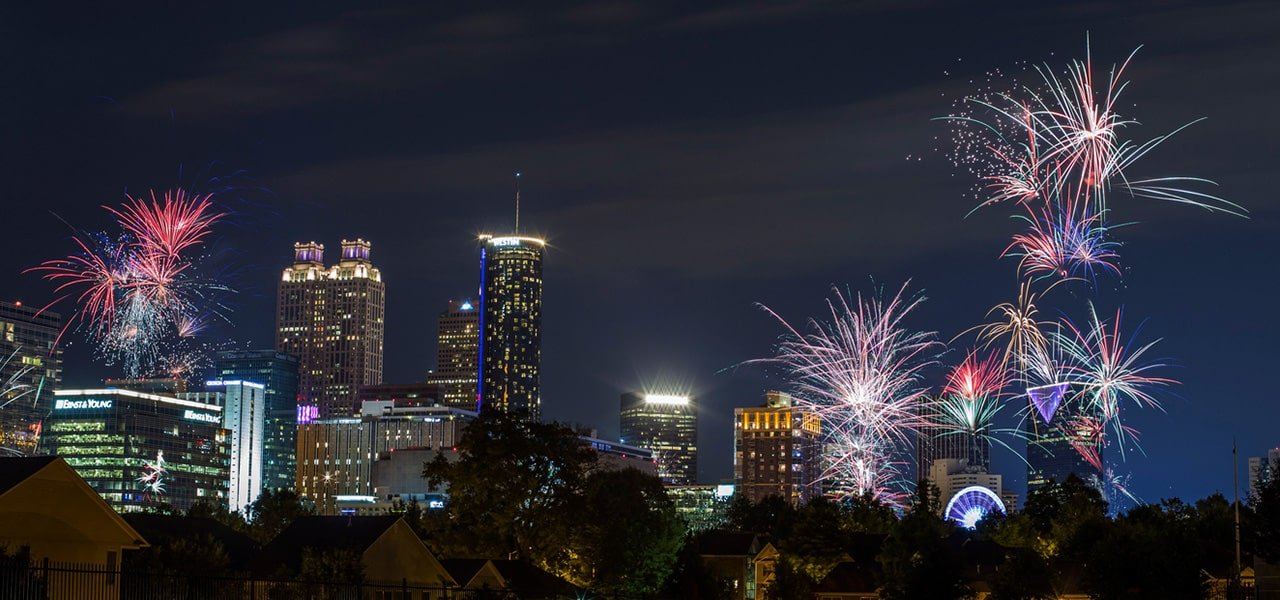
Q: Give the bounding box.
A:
[3,1,1277,503]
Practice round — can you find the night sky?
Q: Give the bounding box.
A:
[4,1,1277,503]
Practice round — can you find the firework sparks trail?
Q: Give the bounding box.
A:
[136,450,167,500]
[760,282,940,504]
[28,188,231,378]
[966,282,1050,377]
[1005,194,1120,283]
[1052,304,1174,461]
[940,40,1244,288]
[928,350,1032,468]
[1090,466,1141,512]
[0,348,37,409]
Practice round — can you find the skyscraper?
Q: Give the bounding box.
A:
[211,350,300,492]
[620,392,698,485]
[276,240,385,418]
[1025,383,1099,493]
[187,380,265,513]
[0,300,62,455]
[427,300,480,411]
[477,235,544,419]
[915,395,990,480]
[734,391,822,505]
[1249,448,1280,501]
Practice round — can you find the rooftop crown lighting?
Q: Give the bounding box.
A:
[645,394,690,405]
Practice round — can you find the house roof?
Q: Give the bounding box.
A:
[439,558,490,586]
[124,514,258,567]
[489,559,580,598]
[0,456,147,550]
[254,515,402,575]
[0,456,59,496]
[814,561,878,593]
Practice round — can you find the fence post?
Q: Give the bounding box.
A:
[403,577,408,599]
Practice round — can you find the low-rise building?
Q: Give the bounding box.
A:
[0,456,148,599]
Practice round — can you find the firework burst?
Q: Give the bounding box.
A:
[941,40,1243,289]
[1053,304,1174,460]
[761,282,940,504]
[28,188,232,378]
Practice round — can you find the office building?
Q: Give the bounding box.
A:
[295,402,473,514]
[667,483,735,532]
[620,392,698,484]
[103,378,187,395]
[426,300,480,411]
[42,388,230,512]
[0,301,62,455]
[477,235,544,419]
[276,240,385,418]
[1025,383,1099,493]
[734,391,822,505]
[188,381,266,513]
[211,350,301,492]
[357,382,441,408]
[915,395,990,480]
[1250,448,1280,500]
[580,434,659,477]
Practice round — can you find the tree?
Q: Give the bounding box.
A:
[423,409,596,575]
[661,534,732,600]
[575,468,684,597]
[299,547,364,584]
[1082,501,1204,600]
[187,499,248,532]
[839,492,897,535]
[785,497,850,581]
[123,532,232,576]
[245,489,315,544]
[1250,458,1280,563]
[1020,475,1108,560]
[725,494,799,539]
[877,483,972,600]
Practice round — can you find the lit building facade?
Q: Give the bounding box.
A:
[276,240,385,418]
[356,382,441,408]
[477,235,544,420]
[0,301,62,455]
[189,381,266,513]
[667,484,735,532]
[295,403,473,514]
[1249,448,1280,501]
[211,350,300,492]
[42,389,230,512]
[620,392,698,484]
[580,435,659,477]
[734,391,822,505]
[426,300,480,411]
[1025,384,1100,493]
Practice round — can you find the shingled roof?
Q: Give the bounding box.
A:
[253,515,402,576]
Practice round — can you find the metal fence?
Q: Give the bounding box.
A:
[0,559,475,600]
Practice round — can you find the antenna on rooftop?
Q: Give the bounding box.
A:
[514,171,522,233]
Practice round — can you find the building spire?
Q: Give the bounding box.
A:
[514,171,522,233]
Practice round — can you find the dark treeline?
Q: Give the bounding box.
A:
[120,411,1280,599]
